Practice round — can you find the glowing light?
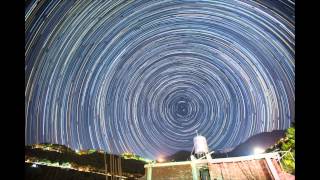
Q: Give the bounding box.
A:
[157,157,165,163]
[31,164,38,168]
[253,147,265,155]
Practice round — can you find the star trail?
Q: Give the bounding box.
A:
[25,0,294,159]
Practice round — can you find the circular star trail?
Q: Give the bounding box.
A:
[25,0,294,159]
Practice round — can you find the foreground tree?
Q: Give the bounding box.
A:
[266,122,295,174]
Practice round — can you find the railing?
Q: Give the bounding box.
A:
[144,152,283,180]
[144,152,280,168]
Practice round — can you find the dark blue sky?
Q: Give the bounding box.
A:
[25,0,294,159]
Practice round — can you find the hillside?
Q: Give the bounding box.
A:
[25,143,148,179]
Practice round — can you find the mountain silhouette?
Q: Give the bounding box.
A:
[165,130,286,161]
[220,130,286,157]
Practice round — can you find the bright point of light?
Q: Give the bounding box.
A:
[253,147,265,154]
[157,157,165,163]
[31,164,38,168]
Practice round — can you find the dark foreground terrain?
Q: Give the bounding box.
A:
[25,163,107,180]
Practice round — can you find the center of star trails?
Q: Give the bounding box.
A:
[176,100,189,117]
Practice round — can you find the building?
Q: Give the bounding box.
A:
[142,152,294,180]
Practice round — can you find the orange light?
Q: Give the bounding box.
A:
[157,157,165,163]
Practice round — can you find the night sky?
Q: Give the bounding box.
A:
[25,0,294,159]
